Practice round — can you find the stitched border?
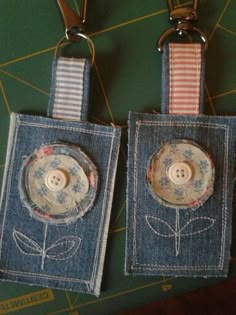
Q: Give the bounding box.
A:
[131,119,229,271]
[19,120,115,137]
[0,114,119,291]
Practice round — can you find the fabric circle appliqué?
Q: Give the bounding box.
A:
[20,143,98,224]
[146,140,215,209]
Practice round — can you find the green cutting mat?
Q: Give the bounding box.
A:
[0,0,236,314]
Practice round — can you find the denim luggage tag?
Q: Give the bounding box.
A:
[0,3,121,296]
[125,1,236,277]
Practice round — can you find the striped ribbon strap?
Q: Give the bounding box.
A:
[162,43,204,115]
[48,57,91,121]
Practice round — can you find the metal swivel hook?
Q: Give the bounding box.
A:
[158,0,208,52]
[57,0,87,42]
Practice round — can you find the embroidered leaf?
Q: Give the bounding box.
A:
[13,229,42,255]
[145,215,176,238]
[46,236,81,260]
[180,217,215,236]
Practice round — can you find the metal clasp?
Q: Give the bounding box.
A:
[57,0,87,42]
[158,0,208,52]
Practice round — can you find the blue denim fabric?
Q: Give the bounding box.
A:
[0,55,121,296]
[161,44,206,114]
[126,112,236,277]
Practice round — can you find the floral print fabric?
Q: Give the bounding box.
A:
[20,143,98,224]
[147,140,215,209]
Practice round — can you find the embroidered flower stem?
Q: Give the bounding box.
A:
[41,223,48,270]
[175,209,180,256]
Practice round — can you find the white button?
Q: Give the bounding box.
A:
[45,169,67,192]
[168,162,192,185]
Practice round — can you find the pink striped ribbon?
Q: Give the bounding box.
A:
[169,43,202,115]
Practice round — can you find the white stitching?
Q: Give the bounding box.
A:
[145,215,176,237]
[179,217,216,236]
[145,214,216,256]
[90,130,115,289]
[19,119,116,137]
[0,115,120,288]
[0,117,19,259]
[12,228,82,268]
[131,119,229,271]
[0,269,90,284]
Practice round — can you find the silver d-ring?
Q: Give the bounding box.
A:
[157,27,208,53]
[75,33,96,65]
[54,33,95,65]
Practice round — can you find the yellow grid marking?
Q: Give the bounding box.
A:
[91,116,110,125]
[211,88,236,100]
[89,1,192,37]
[74,277,175,309]
[209,0,231,40]
[65,291,74,311]
[93,62,115,124]
[205,84,216,115]
[0,45,57,68]
[111,201,126,230]
[46,278,174,315]
[217,23,236,37]
[0,2,191,68]
[110,227,126,234]
[90,9,167,37]
[0,81,11,114]
[1,2,235,314]
[72,294,80,308]
[0,69,49,96]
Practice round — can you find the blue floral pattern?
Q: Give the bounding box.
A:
[49,158,61,168]
[158,177,169,188]
[37,186,48,197]
[146,140,215,210]
[72,184,83,193]
[193,179,204,193]
[183,149,193,160]
[21,143,98,224]
[69,166,79,177]
[34,167,45,179]
[56,192,67,204]
[163,158,173,168]
[200,160,209,172]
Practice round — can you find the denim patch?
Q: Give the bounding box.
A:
[0,113,121,296]
[126,112,236,276]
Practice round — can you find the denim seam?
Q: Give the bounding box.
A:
[91,131,117,296]
[131,119,229,271]
[0,269,90,284]
[0,115,20,260]
[0,114,119,288]
[19,120,115,138]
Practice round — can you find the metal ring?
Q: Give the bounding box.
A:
[157,27,208,52]
[54,33,95,65]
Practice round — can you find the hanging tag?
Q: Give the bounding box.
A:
[125,3,236,277]
[0,3,121,297]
